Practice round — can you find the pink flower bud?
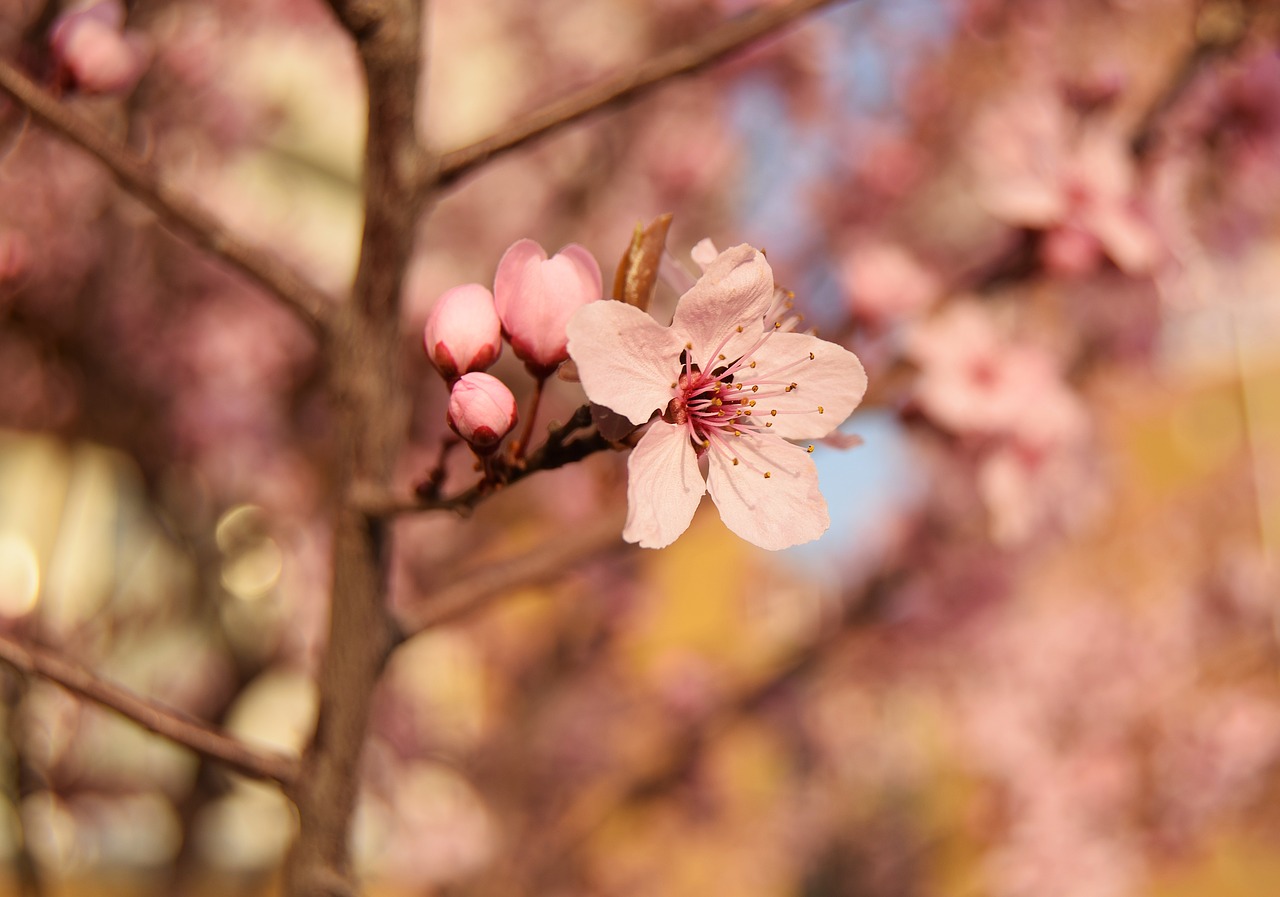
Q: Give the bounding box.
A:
[494,239,602,375]
[423,283,502,381]
[50,1,151,97]
[447,372,518,453]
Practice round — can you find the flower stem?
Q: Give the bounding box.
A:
[511,374,547,463]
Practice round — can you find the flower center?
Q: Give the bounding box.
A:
[665,308,823,477]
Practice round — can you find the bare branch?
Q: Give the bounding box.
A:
[431,0,855,189]
[355,404,616,518]
[396,511,630,637]
[0,59,334,336]
[0,632,298,787]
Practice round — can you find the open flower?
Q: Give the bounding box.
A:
[566,244,867,550]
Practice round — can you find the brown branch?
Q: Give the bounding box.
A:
[0,59,334,335]
[431,0,855,189]
[532,568,904,873]
[356,404,616,518]
[0,632,298,787]
[396,511,630,637]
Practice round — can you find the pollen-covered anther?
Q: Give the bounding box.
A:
[732,458,740,466]
[770,409,777,416]
[763,472,772,479]
[718,354,726,361]
[751,385,759,392]
[765,422,773,427]
[818,406,825,414]
[749,400,756,406]
[809,352,815,360]
[806,445,815,453]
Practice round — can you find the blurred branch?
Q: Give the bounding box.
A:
[1129,0,1254,159]
[0,59,334,336]
[396,511,630,638]
[356,404,617,517]
[430,0,855,190]
[285,0,428,893]
[529,568,905,878]
[0,632,298,787]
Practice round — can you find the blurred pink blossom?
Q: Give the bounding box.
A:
[422,283,502,382]
[567,244,866,550]
[50,0,151,96]
[840,238,940,325]
[906,301,1087,446]
[447,372,518,453]
[493,238,602,375]
[970,89,1161,275]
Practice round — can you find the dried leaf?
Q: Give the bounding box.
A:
[612,213,673,311]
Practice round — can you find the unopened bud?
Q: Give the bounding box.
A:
[494,239,601,375]
[424,283,502,381]
[50,1,150,96]
[447,372,518,453]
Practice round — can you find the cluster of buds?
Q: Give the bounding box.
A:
[424,239,602,456]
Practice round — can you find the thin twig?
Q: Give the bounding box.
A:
[358,404,614,517]
[430,0,854,190]
[0,632,298,787]
[396,512,629,637]
[0,59,333,335]
[510,374,547,463]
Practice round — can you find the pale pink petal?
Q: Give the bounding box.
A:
[1087,204,1160,274]
[566,300,683,425]
[690,238,720,272]
[672,244,775,363]
[741,331,867,439]
[553,244,603,300]
[622,423,705,549]
[492,238,546,320]
[705,434,829,550]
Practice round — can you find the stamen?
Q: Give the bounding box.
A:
[806,445,815,453]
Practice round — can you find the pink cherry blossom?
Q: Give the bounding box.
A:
[493,239,602,374]
[422,283,502,381]
[566,244,867,550]
[447,372,518,453]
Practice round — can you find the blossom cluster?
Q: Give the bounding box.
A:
[426,235,867,550]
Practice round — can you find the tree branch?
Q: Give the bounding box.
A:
[0,632,298,787]
[355,404,617,518]
[0,59,334,336]
[396,511,630,637]
[430,0,854,190]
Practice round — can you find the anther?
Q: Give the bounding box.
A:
[818,406,825,414]
[751,385,759,392]
[765,422,773,427]
[808,352,815,360]
[749,400,756,407]
[774,322,782,329]
[763,472,772,479]
[736,326,743,333]
[749,361,757,368]
[806,445,815,453]
[770,409,777,416]
[732,458,740,466]
[685,342,693,350]
[718,354,726,361]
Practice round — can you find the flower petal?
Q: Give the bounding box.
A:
[492,238,546,320]
[672,244,775,363]
[623,422,706,549]
[705,434,829,550]
[566,300,683,425]
[741,331,868,439]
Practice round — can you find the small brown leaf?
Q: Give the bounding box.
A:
[612,213,673,311]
